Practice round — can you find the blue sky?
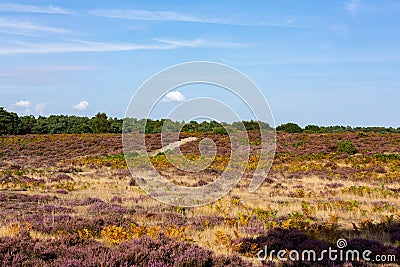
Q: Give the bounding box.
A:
[0,0,399,126]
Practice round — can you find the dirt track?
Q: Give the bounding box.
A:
[149,137,197,156]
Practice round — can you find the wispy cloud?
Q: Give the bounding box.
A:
[0,19,75,35]
[0,65,102,86]
[18,65,102,72]
[0,3,73,14]
[0,37,245,55]
[89,9,322,29]
[345,0,361,14]
[153,37,246,48]
[89,9,217,23]
[0,29,39,37]
[0,39,175,55]
[35,103,45,114]
[0,65,101,76]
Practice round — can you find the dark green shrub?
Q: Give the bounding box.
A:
[212,127,228,135]
[337,140,357,154]
[304,125,321,133]
[276,123,302,133]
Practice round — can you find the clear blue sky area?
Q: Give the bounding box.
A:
[0,0,399,126]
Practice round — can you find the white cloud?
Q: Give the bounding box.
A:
[0,29,39,37]
[12,100,31,108]
[0,65,101,77]
[162,91,186,102]
[153,37,245,48]
[88,9,317,29]
[35,103,45,114]
[0,36,243,55]
[72,100,89,111]
[0,39,175,55]
[10,101,46,115]
[19,65,102,72]
[345,0,361,14]
[0,18,75,35]
[154,38,204,47]
[0,3,73,14]
[89,9,216,23]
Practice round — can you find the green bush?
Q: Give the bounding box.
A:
[276,122,302,133]
[337,140,357,155]
[212,127,228,135]
[304,125,321,133]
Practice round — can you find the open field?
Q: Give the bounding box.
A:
[1,132,400,266]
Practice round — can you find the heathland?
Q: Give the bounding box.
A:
[1,124,400,266]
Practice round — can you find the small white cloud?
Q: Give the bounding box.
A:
[72,100,89,111]
[12,100,31,108]
[162,91,186,102]
[345,0,360,14]
[35,103,45,114]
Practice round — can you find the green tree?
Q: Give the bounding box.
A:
[122,118,138,133]
[0,107,21,135]
[68,116,92,133]
[109,118,123,133]
[47,115,69,134]
[91,113,111,133]
[212,126,228,135]
[33,116,49,134]
[304,125,321,133]
[145,119,157,134]
[181,121,199,133]
[20,115,36,134]
[243,120,260,131]
[198,121,212,132]
[161,119,181,133]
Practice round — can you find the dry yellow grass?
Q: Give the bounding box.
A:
[1,161,399,266]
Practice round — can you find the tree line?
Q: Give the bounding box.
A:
[0,107,399,135]
[0,107,269,135]
[0,107,121,135]
[276,122,400,134]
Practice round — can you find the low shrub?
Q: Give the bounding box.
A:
[337,140,357,155]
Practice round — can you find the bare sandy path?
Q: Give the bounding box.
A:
[149,137,197,157]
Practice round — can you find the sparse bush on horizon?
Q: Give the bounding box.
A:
[276,122,302,133]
